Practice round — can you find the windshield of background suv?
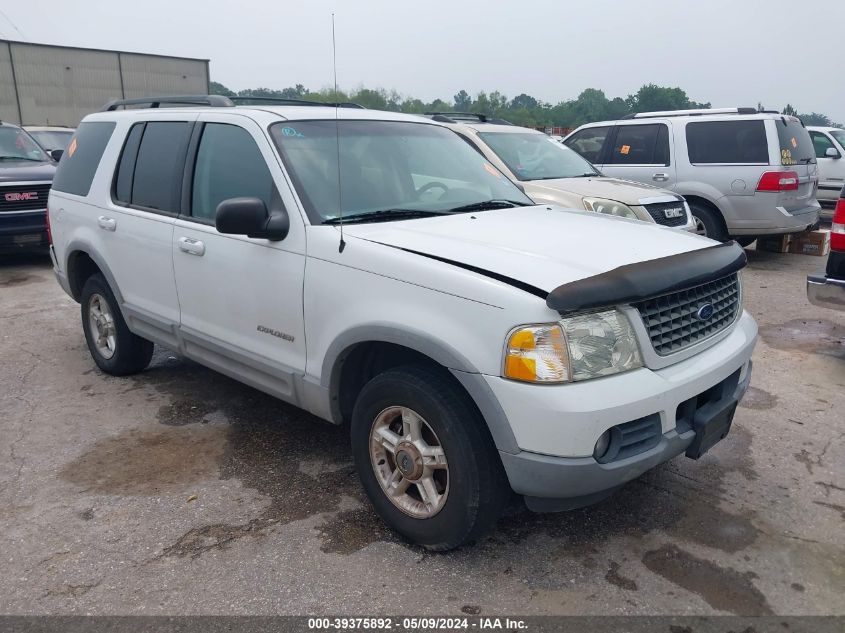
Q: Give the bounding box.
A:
[478,131,600,181]
[0,127,50,162]
[776,118,816,166]
[28,130,74,152]
[831,130,845,149]
[270,120,533,223]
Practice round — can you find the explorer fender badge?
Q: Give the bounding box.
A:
[257,325,294,342]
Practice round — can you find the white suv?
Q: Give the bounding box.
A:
[48,96,758,550]
[565,108,821,243]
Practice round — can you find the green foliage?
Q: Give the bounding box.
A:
[210,80,839,128]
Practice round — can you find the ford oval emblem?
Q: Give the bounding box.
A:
[696,303,715,321]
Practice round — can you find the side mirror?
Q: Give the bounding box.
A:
[825,147,841,159]
[215,197,289,241]
[50,149,63,162]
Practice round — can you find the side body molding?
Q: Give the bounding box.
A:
[546,241,747,314]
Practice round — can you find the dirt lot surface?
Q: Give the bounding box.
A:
[1,248,843,616]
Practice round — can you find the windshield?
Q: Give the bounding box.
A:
[0,127,50,161]
[270,120,533,223]
[831,130,845,149]
[28,130,74,151]
[477,131,600,181]
[776,118,815,166]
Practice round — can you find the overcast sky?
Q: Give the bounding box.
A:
[4,0,845,122]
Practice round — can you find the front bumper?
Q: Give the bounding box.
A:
[490,311,757,509]
[807,273,845,311]
[0,209,48,251]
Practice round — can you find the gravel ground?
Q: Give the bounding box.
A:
[0,247,843,616]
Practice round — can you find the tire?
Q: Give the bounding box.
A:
[80,273,153,376]
[351,365,508,551]
[688,202,729,242]
[735,236,757,247]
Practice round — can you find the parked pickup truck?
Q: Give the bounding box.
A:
[49,96,758,550]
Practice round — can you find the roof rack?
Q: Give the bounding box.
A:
[101,95,235,111]
[424,112,513,126]
[101,95,366,112]
[622,107,781,120]
[229,96,364,109]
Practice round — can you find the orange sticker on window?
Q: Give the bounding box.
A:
[67,137,78,157]
[620,144,631,155]
[483,162,501,178]
[791,137,797,149]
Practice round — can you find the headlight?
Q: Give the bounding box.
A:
[503,310,642,384]
[583,197,638,220]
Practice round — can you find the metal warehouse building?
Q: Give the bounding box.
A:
[0,39,209,127]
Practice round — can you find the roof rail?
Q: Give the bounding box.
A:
[229,96,364,109]
[424,112,513,126]
[622,107,781,120]
[100,95,235,111]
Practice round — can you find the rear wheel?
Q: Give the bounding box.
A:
[81,273,153,375]
[351,365,508,551]
[689,202,729,242]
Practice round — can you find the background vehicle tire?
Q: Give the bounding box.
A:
[351,365,509,551]
[735,236,757,247]
[81,273,153,375]
[689,202,729,242]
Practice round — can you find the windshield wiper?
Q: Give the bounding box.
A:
[322,208,447,225]
[0,156,43,162]
[798,157,816,164]
[446,199,529,213]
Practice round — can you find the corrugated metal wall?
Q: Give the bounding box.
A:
[0,40,209,127]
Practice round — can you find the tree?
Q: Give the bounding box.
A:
[453,90,472,111]
[782,104,798,116]
[626,84,708,114]
[209,81,235,97]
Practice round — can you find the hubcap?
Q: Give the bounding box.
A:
[87,293,117,359]
[369,406,449,519]
[693,216,708,236]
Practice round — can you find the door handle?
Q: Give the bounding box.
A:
[652,173,669,182]
[97,216,116,231]
[178,237,205,256]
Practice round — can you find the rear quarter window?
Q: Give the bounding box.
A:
[686,120,768,164]
[51,122,116,196]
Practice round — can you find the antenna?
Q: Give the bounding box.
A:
[332,13,345,253]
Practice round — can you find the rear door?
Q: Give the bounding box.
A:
[172,114,307,402]
[599,122,675,189]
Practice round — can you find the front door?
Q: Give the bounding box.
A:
[172,116,307,403]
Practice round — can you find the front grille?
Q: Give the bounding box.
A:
[643,201,688,227]
[0,184,51,212]
[636,273,740,356]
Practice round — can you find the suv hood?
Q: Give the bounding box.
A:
[0,160,56,183]
[525,176,667,205]
[344,205,712,293]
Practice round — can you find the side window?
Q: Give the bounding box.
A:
[686,120,768,164]
[51,122,116,197]
[606,124,669,165]
[564,126,611,163]
[810,131,836,159]
[191,123,275,222]
[117,121,191,213]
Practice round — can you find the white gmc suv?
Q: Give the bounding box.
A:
[48,96,758,550]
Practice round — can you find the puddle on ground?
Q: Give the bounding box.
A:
[642,543,773,615]
[0,273,45,288]
[739,387,778,410]
[759,319,845,360]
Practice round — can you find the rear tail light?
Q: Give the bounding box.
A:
[757,170,799,192]
[45,203,52,245]
[831,197,845,252]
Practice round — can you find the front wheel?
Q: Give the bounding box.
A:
[81,273,153,375]
[735,236,757,247]
[351,366,508,551]
[689,202,729,242]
